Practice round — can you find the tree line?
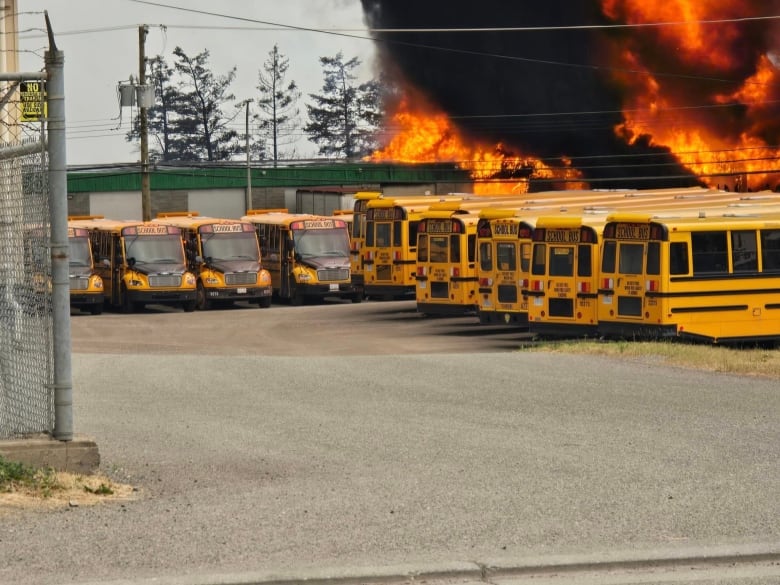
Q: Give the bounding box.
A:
[127,45,384,163]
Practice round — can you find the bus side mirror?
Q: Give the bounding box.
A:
[127,257,136,268]
[195,255,204,264]
[101,258,110,267]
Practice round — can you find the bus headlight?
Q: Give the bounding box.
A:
[259,270,272,284]
[93,276,104,289]
[205,277,219,285]
[185,273,197,286]
[297,273,311,282]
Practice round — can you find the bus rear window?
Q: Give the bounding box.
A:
[531,244,546,276]
[497,242,516,271]
[618,243,643,275]
[479,242,492,271]
[577,244,591,277]
[647,242,660,275]
[601,240,616,274]
[549,247,574,277]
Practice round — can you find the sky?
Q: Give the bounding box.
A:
[17,0,377,166]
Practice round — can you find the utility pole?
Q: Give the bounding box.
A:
[245,99,252,213]
[139,25,150,221]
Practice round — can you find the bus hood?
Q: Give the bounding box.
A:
[301,256,350,270]
[208,259,261,274]
[69,265,93,277]
[132,263,187,276]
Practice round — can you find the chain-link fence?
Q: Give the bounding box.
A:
[0,76,54,439]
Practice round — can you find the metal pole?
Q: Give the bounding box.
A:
[45,18,73,441]
[245,100,252,213]
[139,25,150,221]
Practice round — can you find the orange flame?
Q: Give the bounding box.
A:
[602,0,780,190]
[368,96,586,194]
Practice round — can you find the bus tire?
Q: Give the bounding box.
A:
[89,303,103,315]
[196,281,212,311]
[120,286,134,314]
[290,288,305,306]
[351,293,363,304]
[258,296,272,308]
[182,300,196,312]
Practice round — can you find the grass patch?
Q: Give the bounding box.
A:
[0,455,137,513]
[527,339,780,379]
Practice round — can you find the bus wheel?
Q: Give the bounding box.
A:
[89,303,104,315]
[182,300,196,312]
[351,293,363,304]
[290,288,305,306]
[120,286,134,314]
[196,281,212,310]
[258,296,272,308]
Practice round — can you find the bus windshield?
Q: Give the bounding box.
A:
[69,237,92,267]
[124,235,184,265]
[201,232,259,261]
[293,228,349,258]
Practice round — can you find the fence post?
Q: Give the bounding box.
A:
[46,42,73,442]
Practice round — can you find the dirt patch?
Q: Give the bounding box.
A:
[0,471,139,515]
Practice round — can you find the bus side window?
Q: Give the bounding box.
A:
[669,242,689,275]
[692,232,728,274]
[731,230,757,273]
[761,229,780,272]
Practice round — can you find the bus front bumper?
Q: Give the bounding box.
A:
[127,290,197,305]
[203,286,272,302]
[69,293,104,308]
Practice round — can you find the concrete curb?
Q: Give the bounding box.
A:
[74,542,780,585]
[0,433,100,474]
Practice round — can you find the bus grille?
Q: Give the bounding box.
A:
[549,298,574,318]
[617,296,642,317]
[430,281,448,298]
[149,275,182,287]
[317,268,349,282]
[69,276,89,291]
[497,285,518,303]
[226,272,257,285]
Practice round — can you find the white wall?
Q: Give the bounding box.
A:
[90,191,141,220]
[188,189,245,219]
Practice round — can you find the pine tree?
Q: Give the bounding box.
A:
[304,52,382,159]
[172,47,241,161]
[255,45,301,164]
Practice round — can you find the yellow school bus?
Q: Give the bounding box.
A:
[416,212,481,315]
[527,214,610,338]
[66,217,106,314]
[598,210,780,345]
[242,210,356,305]
[68,217,197,313]
[475,209,538,326]
[350,192,384,298]
[155,212,273,309]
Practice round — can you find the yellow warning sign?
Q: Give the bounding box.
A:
[20,81,47,122]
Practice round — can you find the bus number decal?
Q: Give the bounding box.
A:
[546,229,580,243]
[135,225,170,235]
[615,223,650,240]
[493,223,519,236]
[427,220,452,234]
[371,209,394,221]
[211,224,243,233]
[302,220,335,229]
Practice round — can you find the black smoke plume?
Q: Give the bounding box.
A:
[360,0,705,188]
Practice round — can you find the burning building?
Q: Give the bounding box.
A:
[361,0,780,192]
